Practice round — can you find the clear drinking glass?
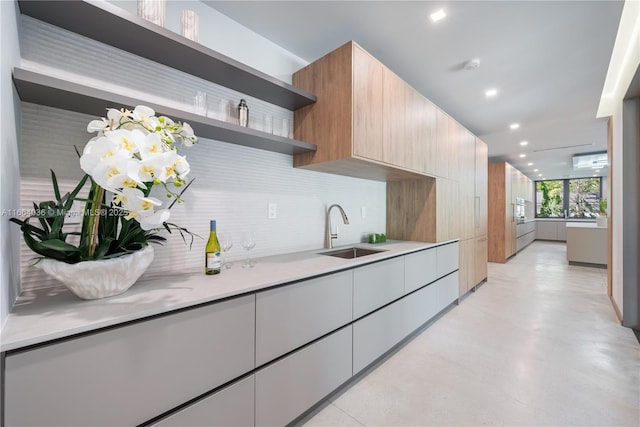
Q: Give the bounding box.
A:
[281,118,291,138]
[241,232,256,268]
[263,113,273,134]
[219,233,233,269]
[180,9,199,42]
[137,0,166,27]
[194,91,207,116]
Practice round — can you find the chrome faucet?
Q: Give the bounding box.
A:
[325,204,350,248]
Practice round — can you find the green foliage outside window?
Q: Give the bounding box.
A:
[569,178,600,218]
[537,180,563,217]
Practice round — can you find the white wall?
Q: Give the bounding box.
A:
[0,0,22,328]
[14,4,386,291]
[109,0,307,83]
[603,0,640,319]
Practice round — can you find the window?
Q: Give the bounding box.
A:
[535,177,602,218]
[536,180,564,217]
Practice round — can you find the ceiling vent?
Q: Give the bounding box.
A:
[572,151,608,169]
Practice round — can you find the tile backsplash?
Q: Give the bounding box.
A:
[17,16,386,291]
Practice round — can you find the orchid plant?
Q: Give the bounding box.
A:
[11,106,198,263]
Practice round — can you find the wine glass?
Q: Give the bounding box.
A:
[241,232,256,268]
[219,233,233,269]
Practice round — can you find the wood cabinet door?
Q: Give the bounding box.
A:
[352,45,383,162]
[436,178,460,242]
[475,139,488,236]
[459,129,476,240]
[504,164,516,257]
[458,238,472,295]
[421,98,438,175]
[435,108,449,178]
[382,67,406,167]
[475,235,488,285]
[447,116,461,182]
[403,84,424,172]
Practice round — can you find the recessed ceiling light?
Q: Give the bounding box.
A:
[538,173,543,177]
[520,141,528,146]
[519,154,526,158]
[510,123,520,130]
[485,88,498,98]
[430,9,446,22]
[527,162,533,166]
[595,169,600,172]
[593,174,597,177]
[534,169,539,172]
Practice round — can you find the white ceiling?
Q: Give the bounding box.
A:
[206,1,624,180]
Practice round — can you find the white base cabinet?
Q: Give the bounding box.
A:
[152,376,255,427]
[4,295,256,427]
[255,326,353,427]
[256,270,353,366]
[353,256,404,318]
[354,271,459,374]
[353,296,407,373]
[2,243,460,427]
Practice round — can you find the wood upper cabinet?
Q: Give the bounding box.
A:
[352,44,383,162]
[435,109,449,179]
[475,139,488,237]
[293,41,433,181]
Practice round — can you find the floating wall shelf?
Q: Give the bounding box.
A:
[17,0,317,110]
[13,68,317,156]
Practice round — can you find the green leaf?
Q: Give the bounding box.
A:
[39,239,81,254]
[50,170,62,202]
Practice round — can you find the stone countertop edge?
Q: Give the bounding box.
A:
[0,239,458,353]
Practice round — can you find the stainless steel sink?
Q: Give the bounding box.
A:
[319,247,387,259]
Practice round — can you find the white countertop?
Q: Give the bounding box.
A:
[0,240,453,352]
[566,222,607,229]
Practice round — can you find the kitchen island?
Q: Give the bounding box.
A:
[566,222,607,267]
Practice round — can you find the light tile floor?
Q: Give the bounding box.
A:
[301,241,639,426]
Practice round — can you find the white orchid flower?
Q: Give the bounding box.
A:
[87,118,110,134]
[104,129,145,157]
[80,135,119,176]
[152,150,179,183]
[127,155,165,184]
[139,132,166,160]
[138,209,171,230]
[91,153,140,192]
[174,155,191,180]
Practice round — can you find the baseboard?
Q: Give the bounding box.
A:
[609,294,623,323]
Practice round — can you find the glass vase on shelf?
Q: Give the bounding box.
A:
[180,9,199,42]
[137,0,166,27]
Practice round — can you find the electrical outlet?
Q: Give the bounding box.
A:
[268,203,277,219]
[361,206,367,218]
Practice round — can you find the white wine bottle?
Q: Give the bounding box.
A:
[205,220,221,275]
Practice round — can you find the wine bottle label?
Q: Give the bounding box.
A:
[206,252,221,270]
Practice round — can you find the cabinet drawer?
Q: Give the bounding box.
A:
[400,281,439,336]
[256,270,352,366]
[152,376,254,427]
[437,242,459,277]
[5,295,255,427]
[353,299,406,374]
[404,248,438,293]
[255,326,352,427]
[435,271,459,311]
[353,256,404,319]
